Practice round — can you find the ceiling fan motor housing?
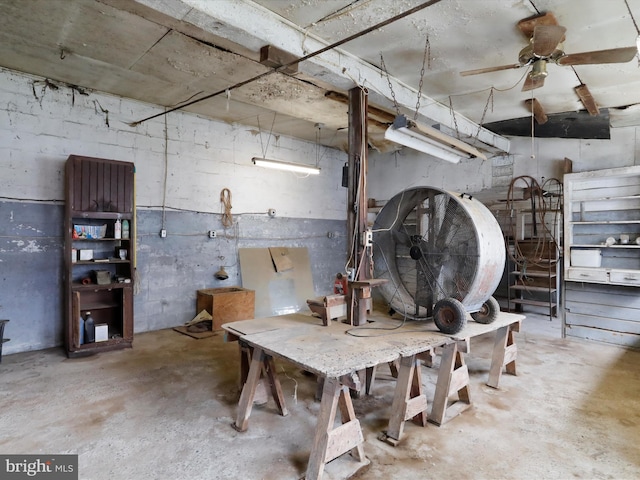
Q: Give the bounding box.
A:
[373,187,505,320]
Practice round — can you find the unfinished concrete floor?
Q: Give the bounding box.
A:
[1,311,639,480]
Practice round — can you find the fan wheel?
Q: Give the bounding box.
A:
[433,298,467,334]
[471,296,500,324]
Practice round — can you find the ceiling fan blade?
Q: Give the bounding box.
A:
[558,46,637,65]
[460,63,521,76]
[522,73,545,91]
[524,98,548,124]
[517,12,559,39]
[532,25,566,57]
[574,83,599,115]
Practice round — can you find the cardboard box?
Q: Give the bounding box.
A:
[196,287,255,331]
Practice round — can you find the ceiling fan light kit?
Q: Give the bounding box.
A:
[384,115,487,163]
[252,157,320,175]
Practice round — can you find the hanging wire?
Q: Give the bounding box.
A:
[257,113,278,158]
[314,123,323,168]
[624,0,640,35]
[530,88,536,160]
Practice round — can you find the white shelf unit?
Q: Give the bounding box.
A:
[563,166,640,347]
[564,166,640,287]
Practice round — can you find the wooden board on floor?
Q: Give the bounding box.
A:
[173,326,216,339]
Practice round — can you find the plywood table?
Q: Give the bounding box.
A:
[223,314,449,480]
[223,310,524,478]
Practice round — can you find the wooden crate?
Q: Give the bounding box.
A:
[196,287,255,331]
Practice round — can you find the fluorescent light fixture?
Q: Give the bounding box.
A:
[384,115,487,163]
[252,157,320,175]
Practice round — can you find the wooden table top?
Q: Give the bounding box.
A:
[222,311,525,378]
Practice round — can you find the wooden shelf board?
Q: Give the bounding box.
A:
[72,238,131,242]
[510,298,557,308]
[572,220,640,225]
[512,271,557,278]
[511,285,557,293]
[68,339,132,357]
[80,301,119,310]
[73,260,130,265]
[71,211,133,219]
[570,244,640,249]
[572,194,640,202]
[71,282,132,290]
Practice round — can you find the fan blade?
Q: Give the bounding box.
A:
[522,73,546,91]
[574,84,599,115]
[392,229,412,247]
[558,46,637,65]
[524,98,548,124]
[517,12,559,39]
[460,63,522,76]
[532,25,566,57]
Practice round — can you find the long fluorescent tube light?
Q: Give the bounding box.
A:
[252,157,320,175]
[384,115,487,163]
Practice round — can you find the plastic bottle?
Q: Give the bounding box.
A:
[85,311,95,343]
[114,219,121,239]
[79,314,85,345]
[122,219,129,240]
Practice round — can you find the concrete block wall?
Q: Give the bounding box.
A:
[0,68,348,354]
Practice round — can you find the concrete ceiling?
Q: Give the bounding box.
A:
[1,0,639,156]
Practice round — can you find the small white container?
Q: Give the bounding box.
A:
[95,324,109,342]
[79,249,93,261]
[571,249,602,268]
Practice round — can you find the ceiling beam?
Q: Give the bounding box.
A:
[130,0,510,154]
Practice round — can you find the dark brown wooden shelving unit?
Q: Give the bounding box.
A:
[64,155,135,357]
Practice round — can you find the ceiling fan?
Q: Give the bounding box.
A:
[460,12,638,93]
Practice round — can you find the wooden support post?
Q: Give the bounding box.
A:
[233,347,288,432]
[417,349,435,368]
[388,360,399,378]
[429,342,472,426]
[346,86,369,327]
[263,355,288,416]
[487,321,520,389]
[238,342,268,405]
[381,354,428,445]
[365,365,377,395]
[306,377,366,480]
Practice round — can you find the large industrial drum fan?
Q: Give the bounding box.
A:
[373,187,505,334]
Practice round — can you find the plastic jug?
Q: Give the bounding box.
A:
[122,219,129,239]
[85,312,95,343]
